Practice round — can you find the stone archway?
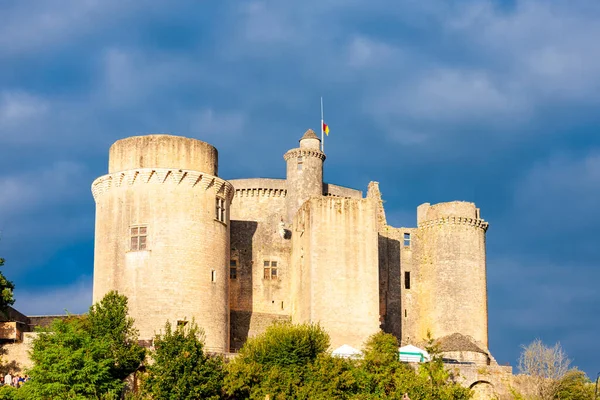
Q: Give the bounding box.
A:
[470,380,496,400]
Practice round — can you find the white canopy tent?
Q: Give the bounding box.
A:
[332,344,363,359]
[399,344,430,363]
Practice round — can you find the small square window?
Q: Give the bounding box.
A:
[230,260,238,280]
[130,225,148,251]
[177,320,188,328]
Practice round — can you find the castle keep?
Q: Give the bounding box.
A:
[91,131,490,360]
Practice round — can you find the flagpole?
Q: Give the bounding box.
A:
[320,97,324,152]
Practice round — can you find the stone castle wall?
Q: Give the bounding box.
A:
[92,135,233,352]
[291,196,380,350]
[378,226,419,344]
[227,178,293,349]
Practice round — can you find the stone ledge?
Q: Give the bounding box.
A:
[418,216,489,231]
[283,148,326,161]
[91,168,234,201]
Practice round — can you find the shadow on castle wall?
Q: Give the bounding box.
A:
[379,234,402,340]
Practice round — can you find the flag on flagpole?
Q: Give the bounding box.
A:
[322,121,329,136]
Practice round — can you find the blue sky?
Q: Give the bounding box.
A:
[1,0,599,377]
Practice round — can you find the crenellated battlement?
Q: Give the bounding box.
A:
[417,216,489,231]
[283,148,326,161]
[91,168,234,201]
[233,187,287,198]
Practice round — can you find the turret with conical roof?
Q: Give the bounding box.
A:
[283,129,326,222]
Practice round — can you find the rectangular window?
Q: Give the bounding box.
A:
[263,260,279,280]
[403,232,411,247]
[297,156,303,171]
[404,309,407,318]
[211,270,216,282]
[404,271,411,289]
[130,225,148,251]
[215,197,226,223]
[271,261,278,279]
[230,260,237,280]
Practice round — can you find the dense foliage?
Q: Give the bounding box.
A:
[17,293,595,399]
[224,324,471,400]
[21,291,145,399]
[0,257,15,316]
[141,321,224,400]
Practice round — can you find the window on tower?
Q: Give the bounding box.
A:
[297,156,303,171]
[263,260,279,280]
[216,197,226,223]
[404,271,411,289]
[403,232,411,247]
[230,259,238,280]
[130,225,148,251]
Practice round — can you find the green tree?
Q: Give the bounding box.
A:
[555,369,594,400]
[20,316,122,399]
[0,257,15,316]
[22,291,145,399]
[87,291,146,381]
[223,322,330,399]
[141,320,224,400]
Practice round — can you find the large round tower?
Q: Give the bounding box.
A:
[415,201,489,348]
[283,129,326,222]
[91,134,233,352]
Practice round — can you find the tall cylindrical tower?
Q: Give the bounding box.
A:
[415,201,489,348]
[283,129,326,222]
[91,134,233,352]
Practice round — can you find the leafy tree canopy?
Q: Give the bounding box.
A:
[142,320,224,400]
[21,291,145,400]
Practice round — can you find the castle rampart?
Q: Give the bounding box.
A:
[323,183,363,199]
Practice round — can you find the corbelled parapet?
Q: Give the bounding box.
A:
[92,168,234,201]
[417,201,488,231]
[283,148,326,162]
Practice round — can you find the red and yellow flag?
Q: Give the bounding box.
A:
[322,122,330,136]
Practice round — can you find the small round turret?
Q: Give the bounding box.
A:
[283,129,326,222]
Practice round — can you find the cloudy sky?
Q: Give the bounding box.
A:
[1,0,599,377]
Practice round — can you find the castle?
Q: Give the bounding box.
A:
[91,131,491,362]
